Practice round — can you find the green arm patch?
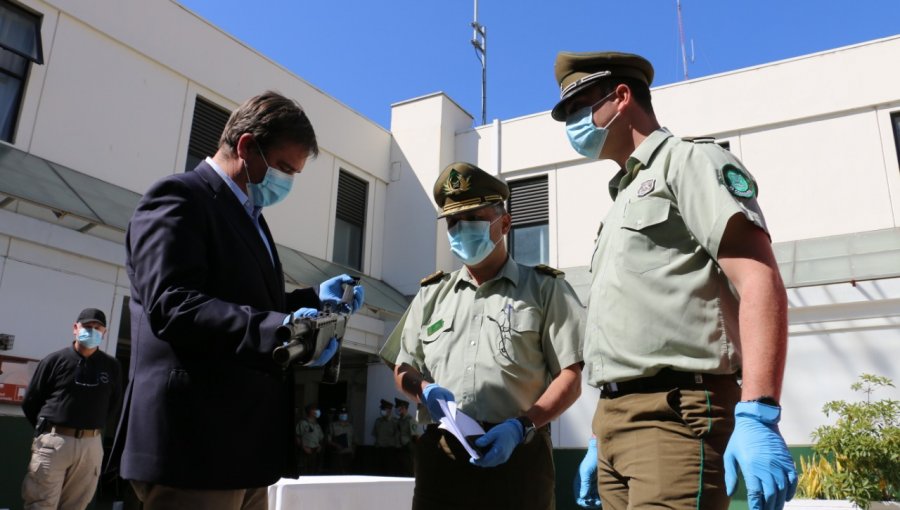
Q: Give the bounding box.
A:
[722,164,756,198]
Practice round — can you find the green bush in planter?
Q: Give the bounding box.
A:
[797,374,899,509]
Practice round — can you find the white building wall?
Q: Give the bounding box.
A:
[394,36,900,447]
[0,0,397,418]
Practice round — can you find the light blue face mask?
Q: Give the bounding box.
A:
[314,409,321,419]
[247,145,294,207]
[339,413,348,421]
[447,217,501,266]
[76,327,102,349]
[565,91,620,159]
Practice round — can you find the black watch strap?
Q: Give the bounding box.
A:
[747,396,780,407]
[516,416,536,444]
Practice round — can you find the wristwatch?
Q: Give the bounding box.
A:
[747,396,780,407]
[516,416,537,444]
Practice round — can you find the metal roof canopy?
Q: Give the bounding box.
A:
[0,144,409,316]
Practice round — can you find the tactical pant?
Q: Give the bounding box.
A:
[592,376,741,510]
[130,481,267,510]
[412,424,554,510]
[22,432,102,510]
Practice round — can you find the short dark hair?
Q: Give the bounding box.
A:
[219,90,319,157]
[597,77,654,115]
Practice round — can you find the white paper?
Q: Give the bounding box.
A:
[436,400,486,460]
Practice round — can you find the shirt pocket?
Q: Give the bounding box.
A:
[421,315,453,344]
[421,315,453,374]
[619,197,673,274]
[492,307,543,368]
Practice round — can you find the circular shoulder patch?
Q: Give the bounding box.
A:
[722,164,755,198]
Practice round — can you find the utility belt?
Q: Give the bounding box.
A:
[49,424,101,438]
[600,368,739,398]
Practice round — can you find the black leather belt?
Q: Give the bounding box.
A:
[600,368,738,398]
[50,425,101,438]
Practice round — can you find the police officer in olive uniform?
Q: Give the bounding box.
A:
[395,398,418,476]
[380,162,586,510]
[550,52,797,510]
[372,399,399,475]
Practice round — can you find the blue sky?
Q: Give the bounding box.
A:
[178,1,900,129]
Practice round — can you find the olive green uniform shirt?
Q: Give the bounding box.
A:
[381,257,585,424]
[297,419,324,449]
[586,128,768,386]
[373,416,399,447]
[397,414,418,446]
[328,421,354,454]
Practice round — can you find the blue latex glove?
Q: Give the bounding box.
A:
[283,307,317,325]
[470,418,524,468]
[308,337,338,367]
[319,274,364,314]
[724,402,798,510]
[421,383,455,420]
[574,437,602,508]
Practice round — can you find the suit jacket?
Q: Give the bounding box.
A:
[113,161,319,489]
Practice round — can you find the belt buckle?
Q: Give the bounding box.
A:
[74,429,84,438]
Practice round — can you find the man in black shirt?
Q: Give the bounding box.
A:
[21,308,123,510]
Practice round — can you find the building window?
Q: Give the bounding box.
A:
[333,170,367,270]
[0,2,43,143]
[892,111,900,169]
[185,96,231,171]
[508,175,549,266]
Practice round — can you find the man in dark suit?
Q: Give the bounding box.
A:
[115,91,364,510]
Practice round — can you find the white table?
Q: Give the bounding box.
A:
[268,475,415,510]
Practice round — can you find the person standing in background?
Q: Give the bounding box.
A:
[394,398,418,476]
[21,308,122,510]
[327,406,354,474]
[372,398,398,475]
[297,403,324,475]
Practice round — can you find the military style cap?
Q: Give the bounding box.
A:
[433,162,509,218]
[379,399,394,410]
[551,51,654,121]
[76,308,107,327]
[394,398,409,408]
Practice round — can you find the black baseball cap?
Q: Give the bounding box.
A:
[76,308,107,327]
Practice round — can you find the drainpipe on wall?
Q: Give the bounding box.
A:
[492,118,501,175]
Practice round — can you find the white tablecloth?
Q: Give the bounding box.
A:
[268,475,415,510]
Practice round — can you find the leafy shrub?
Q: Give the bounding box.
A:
[796,374,899,509]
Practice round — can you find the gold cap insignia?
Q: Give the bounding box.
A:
[442,169,471,196]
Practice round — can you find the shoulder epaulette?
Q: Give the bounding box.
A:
[682,136,716,144]
[534,264,564,278]
[420,271,446,286]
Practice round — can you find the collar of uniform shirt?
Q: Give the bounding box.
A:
[625,128,672,176]
[456,256,520,289]
[619,128,672,193]
[205,156,263,219]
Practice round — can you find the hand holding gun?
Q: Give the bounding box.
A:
[273,277,361,383]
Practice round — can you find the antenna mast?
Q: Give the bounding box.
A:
[676,0,689,80]
[471,0,487,125]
